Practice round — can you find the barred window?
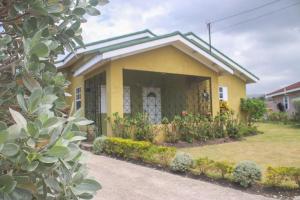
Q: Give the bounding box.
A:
[75,87,81,110]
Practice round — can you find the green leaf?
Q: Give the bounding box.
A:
[89,0,99,6]
[17,94,27,112]
[22,161,39,171]
[73,7,86,16]
[27,122,38,137]
[48,146,70,158]
[74,179,101,194]
[47,4,64,13]
[1,143,19,157]
[43,117,59,128]
[70,136,86,142]
[0,121,7,131]
[86,7,100,16]
[39,156,58,163]
[22,74,41,92]
[0,130,8,144]
[9,108,27,129]
[31,42,49,57]
[28,88,43,113]
[0,175,17,193]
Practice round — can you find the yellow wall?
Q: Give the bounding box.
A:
[218,74,247,117]
[108,46,220,117]
[64,45,247,134]
[66,75,85,115]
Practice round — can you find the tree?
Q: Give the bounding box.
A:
[240,98,266,126]
[0,0,108,199]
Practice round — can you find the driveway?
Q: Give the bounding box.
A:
[85,152,274,200]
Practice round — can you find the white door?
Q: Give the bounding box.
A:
[143,87,161,124]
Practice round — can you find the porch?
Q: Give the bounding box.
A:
[84,69,212,135]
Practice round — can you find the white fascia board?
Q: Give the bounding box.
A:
[56,32,153,68]
[266,87,300,98]
[73,55,102,77]
[74,34,235,77]
[102,35,234,74]
[187,34,258,82]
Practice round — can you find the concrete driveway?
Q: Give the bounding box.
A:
[85,152,274,200]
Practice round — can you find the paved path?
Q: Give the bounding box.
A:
[86,152,274,200]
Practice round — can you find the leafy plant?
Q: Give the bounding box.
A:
[241,98,266,126]
[0,0,108,198]
[233,161,262,188]
[170,152,193,173]
[265,166,300,188]
[92,136,176,167]
[267,112,289,123]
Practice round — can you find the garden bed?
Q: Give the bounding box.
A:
[92,136,300,199]
[163,137,237,148]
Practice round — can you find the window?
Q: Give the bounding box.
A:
[219,86,228,101]
[123,86,131,114]
[99,85,106,113]
[283,95,289,111]
[75,87,81,110]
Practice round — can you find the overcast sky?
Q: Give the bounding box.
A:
[81,0,300,95]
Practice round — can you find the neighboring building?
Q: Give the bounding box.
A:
[56,30,258,135]
[266,81,300,116]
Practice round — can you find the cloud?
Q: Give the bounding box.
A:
[81,0,300,95]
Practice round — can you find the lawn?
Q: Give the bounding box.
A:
[181,123,300,168]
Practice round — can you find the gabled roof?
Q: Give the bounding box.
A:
[267,81,300,97]
[55,30,259,83]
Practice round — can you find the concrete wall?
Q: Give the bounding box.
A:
[218,74,247,117]
[64,45,249,135]
[269,91,300,116]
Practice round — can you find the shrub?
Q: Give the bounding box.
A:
[162,117,180,143]
[108,113,154,142]
[193,158,234,179]
[293,100,300,122]
[170,152,193,173]
[268,112,288,123]
[265,166,300,188]
[143,146,176,167]
[93,136,107,154]
[238,123,260,136]
[93,137,176,167]
[233,161,262,188]
[241,98,266,126]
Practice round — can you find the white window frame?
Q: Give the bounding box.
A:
[219,86,228,101]
[97,85,131,114]
[75,87,82,110]
[283,95,289,111]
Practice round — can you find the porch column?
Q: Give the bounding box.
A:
[106,65,123,136]
[211,76,220,116]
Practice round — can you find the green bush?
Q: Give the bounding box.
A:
[193,158,234,179]
[143,146,176,167]
[233,161,262,188]
[170,152,193,173]
[241,98,266,126]
[265,166,300,188]
[238,123,260,136]
[267,112,289,123]
[93,136,108,154]
[108,113,154,142]
[93,137,176,167]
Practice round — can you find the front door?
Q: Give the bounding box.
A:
[142,87,161,124]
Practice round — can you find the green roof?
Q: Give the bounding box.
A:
[56,30,258,82]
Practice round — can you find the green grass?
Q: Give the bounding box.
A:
[181,123,300,168]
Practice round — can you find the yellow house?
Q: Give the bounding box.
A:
[56,30,259,135]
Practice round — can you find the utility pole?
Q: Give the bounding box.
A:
[207,22,212,53]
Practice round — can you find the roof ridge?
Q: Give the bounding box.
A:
[184,32,259,80]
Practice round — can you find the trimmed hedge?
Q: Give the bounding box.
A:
[93,136,176,167]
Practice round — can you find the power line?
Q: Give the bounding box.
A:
[210,0,282,24]
[212,1,300,33]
